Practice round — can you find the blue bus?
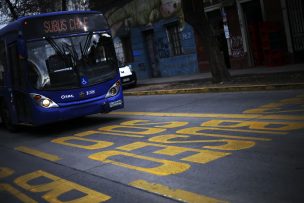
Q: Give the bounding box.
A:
[0,11,124,131]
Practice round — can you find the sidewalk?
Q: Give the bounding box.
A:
[124,63,304,96]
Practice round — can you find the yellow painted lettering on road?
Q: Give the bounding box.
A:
[149,134,256,151]
[99,125,166,135]
[15,146,61,162]
[121,120,189,128]
[117,142,230,164]
[177,127,271,141]
[14,170,111,203]
[89,150,190,176]
[201,120,304,131]
[130,180,227,203]
[280,97,304,104]
[0,167,14,179]
[244,96,304,114]
[191,127,286,135]
[0,183,38,203]
[52,136,113,150]
[74,130,100,137]
[75,130,144,138]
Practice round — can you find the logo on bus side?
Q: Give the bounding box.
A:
[61,94,75,100]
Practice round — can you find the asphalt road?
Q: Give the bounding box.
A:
[1,89,304,203]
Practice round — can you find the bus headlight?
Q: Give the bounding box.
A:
[30,93,59,108]
[106,80,121,98]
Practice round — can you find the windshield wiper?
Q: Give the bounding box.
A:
[46,37,66,59]
[46,37,76,68]
[80,32,93,60]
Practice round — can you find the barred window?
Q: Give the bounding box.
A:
[166,24,183,56]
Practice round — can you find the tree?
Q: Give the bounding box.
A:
[62,0,67,11]
[3,0,18,20]
[68,0,89,10]
[1,0,59,21]
[2,0,42,20]
[1,0,89,23]
[182,0,231,83]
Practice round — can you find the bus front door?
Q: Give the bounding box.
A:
[7,42,30,125]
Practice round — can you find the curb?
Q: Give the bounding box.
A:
[124,83,304,96]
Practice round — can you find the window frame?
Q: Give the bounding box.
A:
[166,23,183,56]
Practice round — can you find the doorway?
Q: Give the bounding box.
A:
[143,30,160,78]
[241,0,263,66]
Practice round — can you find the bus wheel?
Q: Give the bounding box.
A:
[0,105,18,132]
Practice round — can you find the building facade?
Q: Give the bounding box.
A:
[114,18,198,79]
[93,0,304,80]
[202,0,304,70]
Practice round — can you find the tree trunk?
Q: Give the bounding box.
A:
[4,0,18,20]
[182,0,231,83]
[62,0,67,11]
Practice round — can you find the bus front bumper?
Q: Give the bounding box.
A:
[30,96,123,126]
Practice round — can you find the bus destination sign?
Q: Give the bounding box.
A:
[23,13,108,39]
[43,16,89,34]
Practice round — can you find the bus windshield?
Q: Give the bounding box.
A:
[27,33,117,90]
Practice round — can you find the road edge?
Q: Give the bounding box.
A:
[124,83,304,96]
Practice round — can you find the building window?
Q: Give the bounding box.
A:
[166,23,183,56]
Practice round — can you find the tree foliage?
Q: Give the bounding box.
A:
[0,0,89,23]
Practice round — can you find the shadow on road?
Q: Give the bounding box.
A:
[0,115,125,137]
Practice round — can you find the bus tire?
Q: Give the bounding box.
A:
[0,104,18,132]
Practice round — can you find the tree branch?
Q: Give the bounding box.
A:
[4,0,18,20]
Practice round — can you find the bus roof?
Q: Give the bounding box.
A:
[0,10,107,39]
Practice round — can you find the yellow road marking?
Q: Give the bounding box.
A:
[110,112,304,121]
[15,170,111,202]
[121,120,189,128]
[177,127,271,141]
[52,136,113,150]
[201,119,304,132]
[148,134,256,151]
[0,183,38,203]
[0,167,14,179]
[75,130,144,138]
[89,150,191,176]
[15,146,61,162]
[129,179,227,203]
[99,125,166,135]
[198,127,287,135]
[98,131,145,138]
[262,109,304,113]
[117,142,230,164]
